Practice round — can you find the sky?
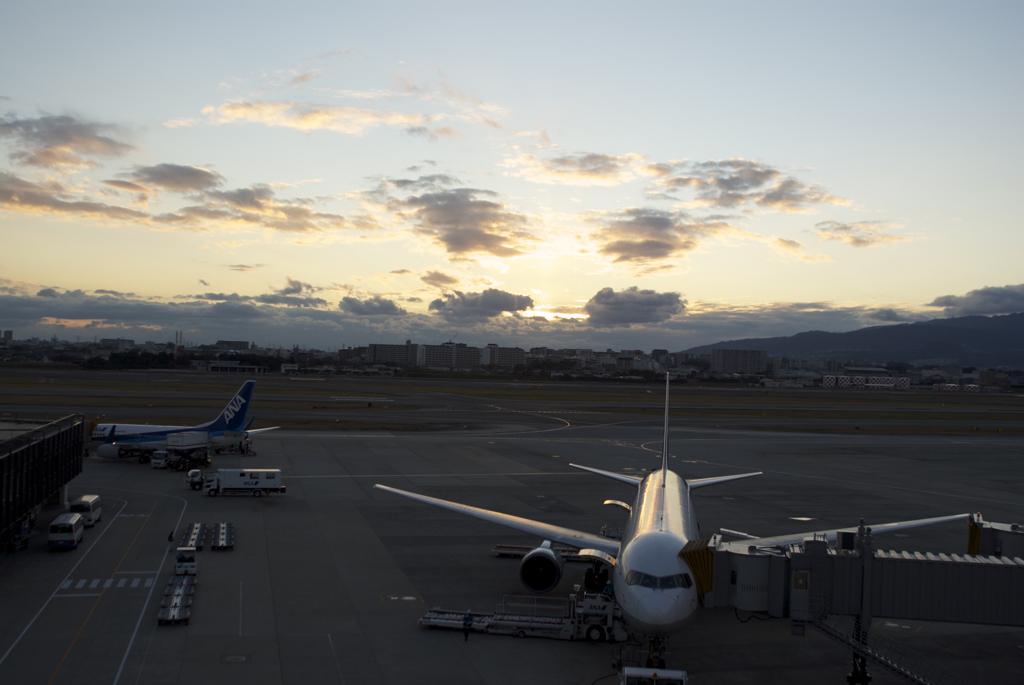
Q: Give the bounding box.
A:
[1,1,1022,351]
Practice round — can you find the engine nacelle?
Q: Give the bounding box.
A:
[519,542,564,593]
[96,444,122,459]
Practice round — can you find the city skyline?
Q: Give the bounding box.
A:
[1,2,1022,351]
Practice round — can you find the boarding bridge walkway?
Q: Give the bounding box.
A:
[697,514,1024,685]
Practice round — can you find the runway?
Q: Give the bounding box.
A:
[0,412,1022,683]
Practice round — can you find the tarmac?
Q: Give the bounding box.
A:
[1,409,1022,684]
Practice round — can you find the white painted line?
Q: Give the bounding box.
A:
[326,634,346,685]
[89,579,100,589]
[104,579,113,588]
[238,582,242,636]
[117,579,126,588]
[144,578,153,588]
[0,498,129,669]
[113,492,187,685]
[115,571,157,575]
[130,578,140,588]
[60,581,72,590]
[53,593,102,598]
[75,580,86,589]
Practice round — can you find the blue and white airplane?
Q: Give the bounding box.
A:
[88,380,278,458]
[375,374,968,644]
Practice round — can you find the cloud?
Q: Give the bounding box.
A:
[226,264,266,271]
[112,163,223,193]
[592,208,738,269]
[163,184,353,233]
[339,295,408,316]
[0,171,149,222]
[420,270,460,289]
[393,188,535,260]
[583,286,686,326]
[864,307,918,323]
[405,125,460,141]
[291,72,318,87]
[203,99,429,135]
[189,289,328,309]
[428,288,534,320]
[199,279,210,286]
[769,237,831,263]
[814,220,905,247]
[926,283,1024,317]
[505,152,644,186]
[36,288,60,298]
[276,276,319,296]
[94,289,135,297]
[648,159,848,212]
[389,269,412,275]
[0,113,132,169]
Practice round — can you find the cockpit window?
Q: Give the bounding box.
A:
[627,571,693,590]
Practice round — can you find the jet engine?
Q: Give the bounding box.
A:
[518,541,564,593]
[96,444,123,459]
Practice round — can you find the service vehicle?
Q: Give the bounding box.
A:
[68,495,102,526]
[186,469,204,490]
[48,513,84,550]
[203,469,286,497]
[151,451,169,469]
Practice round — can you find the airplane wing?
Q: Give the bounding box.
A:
[246,427,280,434]
[741,513,971,549]
[374,484,621,557]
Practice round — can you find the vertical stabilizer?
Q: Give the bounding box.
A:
[661,372,670,485]
[197,381,256,432]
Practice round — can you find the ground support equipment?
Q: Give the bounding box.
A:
[210,522,235,551]
[419,585,627,642]
[180,523,206,550]
[158,575,195,625]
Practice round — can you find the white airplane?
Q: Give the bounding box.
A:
[375,374,968,647]
[88,380,278,458]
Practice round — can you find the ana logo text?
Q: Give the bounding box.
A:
[223,395,247,422]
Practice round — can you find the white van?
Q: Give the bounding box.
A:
[151,451,169,469]
[69,495,103,527]
[49,513,85,550]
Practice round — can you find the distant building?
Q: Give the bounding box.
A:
[528,347,550,358]
[1,330,12,341]
[368,340,419,366]
[99,338,135,351]
[215,340,250,351]
[711,349,767,374]
[480,344,525,369]
[417,343,481,371]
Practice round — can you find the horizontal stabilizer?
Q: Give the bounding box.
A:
[247,427,280,435]
[719,528,758,540]
[374,484,620,557]
[569,463,642,486]
[686,472,762,490]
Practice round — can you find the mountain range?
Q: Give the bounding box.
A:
[684,312,1024,368]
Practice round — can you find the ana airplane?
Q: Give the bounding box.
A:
[88,380,278,459]
[375,374,967,653]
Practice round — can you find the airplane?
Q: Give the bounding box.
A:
[375,373,968,657]
[88,380,278,459]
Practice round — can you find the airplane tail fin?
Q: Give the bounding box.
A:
[661,372,670,484]
[199,381,256,432]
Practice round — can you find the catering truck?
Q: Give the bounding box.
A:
[203,469,285,497]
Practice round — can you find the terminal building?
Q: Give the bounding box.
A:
[0,416,86,550]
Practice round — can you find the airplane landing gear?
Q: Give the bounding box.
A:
[584,563,610,592]
[645,638,667,670]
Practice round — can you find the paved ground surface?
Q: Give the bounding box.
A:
[1,391,1023,684]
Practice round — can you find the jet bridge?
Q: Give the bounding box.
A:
[697,514,1024,684]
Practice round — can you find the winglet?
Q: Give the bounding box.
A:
[661,372,670,486]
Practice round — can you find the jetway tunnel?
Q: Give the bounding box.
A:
[681,514,1024,684]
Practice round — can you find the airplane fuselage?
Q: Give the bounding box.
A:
[612,468,700,637]
[87,424,245,452]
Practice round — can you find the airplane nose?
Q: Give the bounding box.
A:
[636,592,679,627]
